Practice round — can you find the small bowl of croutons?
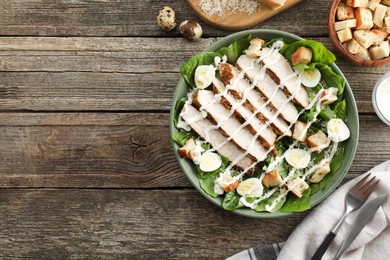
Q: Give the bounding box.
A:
[329,0,390,66]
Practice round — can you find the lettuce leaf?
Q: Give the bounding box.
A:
[223,191,243,210]
[282,40,336,66]
[280,187,311,212]
[317,64,345,98]
[173,97,187,127]
[172,130,193,147]
[180,52,221,88]
[180,35,252,88]
[216,34,252,63]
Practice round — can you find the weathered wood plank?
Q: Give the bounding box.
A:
[0,0,328,37]
[0,188,305,259]
[0,37,388,112]
[0,113,388,188]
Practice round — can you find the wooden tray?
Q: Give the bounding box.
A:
[187,0,303,30]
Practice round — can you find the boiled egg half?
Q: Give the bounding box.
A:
[199,151,222,172]
[194,65,215,89]
[236,178,263,197]
[285,148,311,169]
[327,118,350,142]
[297,68,321,88]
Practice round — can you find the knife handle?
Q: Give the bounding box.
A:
[311,232,336,260]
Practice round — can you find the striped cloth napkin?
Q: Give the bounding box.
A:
[227,160,390,260]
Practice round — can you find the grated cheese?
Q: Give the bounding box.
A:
[199,0,260,17]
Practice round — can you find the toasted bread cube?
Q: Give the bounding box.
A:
[346,0,369,7]
[355,7,374,29]
[337,3,356,20]
[337,27,353,43]
[380,25,390,33]
[385,17,390,27]
[223,180,239,193]
[321,88,338,105]
[387,6,390,16]
[291,47,313,65]
[381,0,390,6]
[262,170,283,187]
[293,121,308,142]
[310,160,331,183]
[373,4,387,27]
[306,130,329,152]
[178,138,196,159]
[368,0,381,10]
[286,178,309,198]
[348,38,364,54]
[354,29,377,48]
[369,40,390,59]
[335,19,357,31]
[355,47,373,60]
[262,0,286,10]
[245,38,266,58]
[372,29,388,45]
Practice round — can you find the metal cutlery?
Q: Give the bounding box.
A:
[333,195,387,260]
[311,173,380,260]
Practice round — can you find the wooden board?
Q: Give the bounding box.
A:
[187,0,303,30]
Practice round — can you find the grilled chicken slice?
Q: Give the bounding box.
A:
[192,90,269,162]
[217,65,292,137]
[180,105,256,171]
[262,47,310,108]
[211,79,278,153]
[236,55,299,123]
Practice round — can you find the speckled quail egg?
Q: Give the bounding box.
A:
[179,20,203,41]
[156,6,176,31]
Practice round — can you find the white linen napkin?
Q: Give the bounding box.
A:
[228,160,390,260]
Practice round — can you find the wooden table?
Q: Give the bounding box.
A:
[0,1,389,258]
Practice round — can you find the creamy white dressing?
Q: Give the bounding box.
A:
[177,40,347,212]
[375,75,390,124]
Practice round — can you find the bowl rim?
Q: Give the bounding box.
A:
[328,0,390,67]
[372,72,390,126]
[169,29,359,218]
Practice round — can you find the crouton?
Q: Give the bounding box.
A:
[372,29,388,45]
[293,121,308,142]
[337,3,356,20]
[337,27,353,43]
[348,38,364,54]
[354,29,377,48]
[224,180,239,193]
[291,47,313,66]
[373,4,387,27]
[355,7,374,29]
[245,38,266,58]
[262,0,286,10]
[321,88,338,105]
[309,160,331,183]
[306,130,329,152]
[368,0,381,10]
[335,19,357,31]
[369,40,390,59]
[346,0,369,7]
[387,6,390,16]
[178,138,196,159]
[381,0,390,6]
[385,16,390,27]
[286,178,309,198]
[262,170,283,187]
[355,47,373,60]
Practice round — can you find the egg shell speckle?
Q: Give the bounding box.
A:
[157,6,176,31]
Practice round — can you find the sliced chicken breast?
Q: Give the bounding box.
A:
[192,90,269,162]
[262,47,310,108]
[236,55,299,124]
[180,104,256,171]
[211,78,277,152]
[217,65,292,137]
